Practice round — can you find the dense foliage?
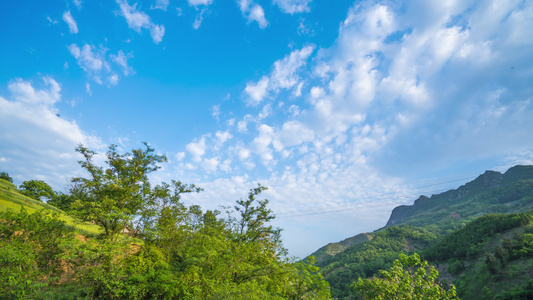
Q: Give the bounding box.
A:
[352,253,458,300]
[316,225,436,298]
[0,171,13,183]
[18,180,55,202]
[423,213,532,261]
[0,145,332,299]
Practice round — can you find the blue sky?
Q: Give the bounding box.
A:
[1,0,533,258]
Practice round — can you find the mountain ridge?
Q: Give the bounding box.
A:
[385,165,533,227]
[307,165,533,299]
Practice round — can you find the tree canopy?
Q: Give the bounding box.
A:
[0,171,13,183]
[70,143,203,240]
[352,253,458,300]
[19,180,55,202]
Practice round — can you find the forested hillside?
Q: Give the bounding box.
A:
[0,144,330,299]
[310,165,533,299]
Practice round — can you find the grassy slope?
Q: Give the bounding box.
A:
[0,179,101,235]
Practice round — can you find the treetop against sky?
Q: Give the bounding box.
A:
[1,0,532,258]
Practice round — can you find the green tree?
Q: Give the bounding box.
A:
[71,143,168,240]
[47,192,76,211]
[352,253,458,299]
[485,252,498,274]
[234,184,279,244]
[0,171,13,183]
[286,256,331,300]
[0,209,73,298]
[495,245,506,267]
[19,180,55,202]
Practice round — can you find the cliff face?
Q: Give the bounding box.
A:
[386,196,429,227]
[384,167,530,227]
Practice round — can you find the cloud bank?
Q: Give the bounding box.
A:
[0,77,102,189]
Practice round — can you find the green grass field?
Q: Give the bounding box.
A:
[0,179,101,235]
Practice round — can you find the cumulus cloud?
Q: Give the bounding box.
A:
[273,0,312,14]
[62,11,78,34]
[237,0,268,28]
[243,45,314,104]
[251,124,276,165]
[244,77,269,105]
[278,120,314,148]
[215,131,233,144]
[186,136,207,162]
[0,77,102,189]
[116,0,165,44]
[68,44,107,83]
[203,157,219,173]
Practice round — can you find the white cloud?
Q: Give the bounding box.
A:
[188,0,212,6]
[237,114,253,132]
[116,0,165,44]
[288,104,301,116]
[249,4,268,28]
[47,16,58,25]
[244,76,270,105]
[72,0,82,9]
[244,46,314,104]
[68,44,104,72]
[192,8,208,30]
[258,103,272,119]
[110,50,134,76]
[108,73,119,85]
[69,44,132,85]
[211,104,221,121]
[152,0,169,10]
[215,131,232,144]
[186,136,207,162]
[203,157,219,173]
[273,0,312,14]
[175,152,186,161]
[62,11,78,34]
[278,120,314,148]
[237,0,268,28]
[150,24,165,43]
[0,77,102,189]
[238,148,251,160]
[85,83,92,95]
[251,124,276,165]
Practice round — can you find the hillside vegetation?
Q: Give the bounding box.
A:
[310,165,533,299]
[0,179,101,235]
[0,144,331,299]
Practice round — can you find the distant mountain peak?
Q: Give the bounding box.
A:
[385,165,533,227]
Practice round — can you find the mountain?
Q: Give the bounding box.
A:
[309,165,533,299]
[386,165,533,227]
